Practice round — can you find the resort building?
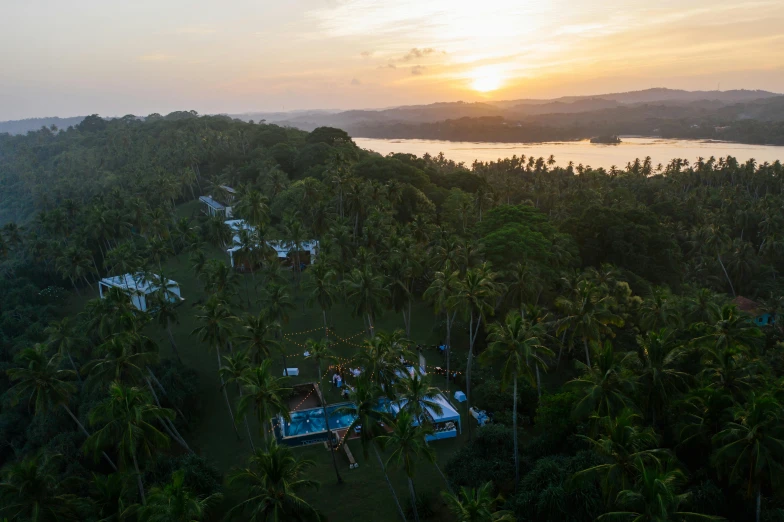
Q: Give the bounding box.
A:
[224,219,319,270]
[98,273,182,312]
[199,185,236,218]
[733,296,775,326]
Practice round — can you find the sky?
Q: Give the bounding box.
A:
[1,0,783,120]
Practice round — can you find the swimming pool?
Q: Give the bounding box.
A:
[282,403,357,438]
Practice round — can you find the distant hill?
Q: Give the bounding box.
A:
[0,116,86,135]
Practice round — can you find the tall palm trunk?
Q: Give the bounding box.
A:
[373,444,407,522]
[63,405,117,471]
[407,477,420,522]
[238,386,255,453]
[318,374,343,484]
[583,337,592,368]
[445,310,454,393]
[466,311,482,441]
[535,364,542,401]
[64,348,82,382]
[132,452,146,505]
[757,488,761,522]
[323,309,329,339]
[512,374,519,491]
[718,254,736,297]
[368,313,375,338]
[145,377,193,453]
[166,320,181,362]
[216,344,242,440]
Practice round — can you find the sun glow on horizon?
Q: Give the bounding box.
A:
[469,66,505,92]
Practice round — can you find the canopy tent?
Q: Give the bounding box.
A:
[98,273,182,312]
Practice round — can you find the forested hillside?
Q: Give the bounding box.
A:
[2,113,784,521]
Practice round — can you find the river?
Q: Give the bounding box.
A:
[354,137,784,170]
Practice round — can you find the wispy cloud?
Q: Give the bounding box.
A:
[351,77,362,85]
[402,48,437,61]
[411,65,426,76]
[360,51,373,58]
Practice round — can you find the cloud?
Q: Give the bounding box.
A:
[402,47,437,61]
[360,51,373,58]
[378,63,397,69]
[351,77,362,85]
[137,54,175,62]
[410,65,426,75]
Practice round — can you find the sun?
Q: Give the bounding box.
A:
[469,67,505,92]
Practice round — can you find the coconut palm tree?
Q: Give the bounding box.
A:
[713,393,784,522]
[220,350,257,452]
[235,312,281,365]
[695,304,763,355]
[423,262,463,392]
[6,345,118,471]
[85,382,174,505]
[441,481,515,522]
[234,188,270,230]
[44,317,85,379]
[237,359,291,441]
[629,329,691,426]
[302,338,343,484]
[335,379,407,521]
[90,472,139,522]
[303,262,338,337]
[192,296,242,440]
[283,214,307,284]
[457,264,501,439]
[260,284,295,373]
[395,372,443,422]
[572,409,666,505]
[481,312,553,489]
[139,469,222,522]
[556,280,624,368]
[0,452,88,522]
[379,411,436,522]
[568,341,637,420]
[147,287,182,362]
[598,458,721,521]
[343,265,389,337]
[226,439,322,521]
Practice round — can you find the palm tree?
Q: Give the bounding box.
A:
[148,287,182,362]
[379,411,436,522]
[261,284,295,373]
[598,458,720,521]
[226,439,322,521]
[568,341,637,420]
[56,245,95,294]
[396,372,444,421]
[6,345,118,471]
[90,472,139,522]
[85,382,174,505]
[481,311,552,489]
[303,262,338,337]
[556,280,624,368]
[0,453,87,522]
[139,469,222,522]
[234,188,270,229]
[572,409,665,505]
[629,329,690,426]
[343,265,389,337]
[335,379,407,521]
[457,264,501,439]
[192,296,242,439]
[44,317,85,379]
[236,312,281,365]
[237,359,291,441]
[220,350,257,452]
[695,304,763,355]
[303,338,342,484]
[283,214,307,284]
[441,481,515,522]
[423,262,463,392]
[713,393,784,522]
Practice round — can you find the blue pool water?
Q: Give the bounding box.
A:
[284,403,356,437]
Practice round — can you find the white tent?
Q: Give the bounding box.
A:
[385,392,461,440]
[98,273,182,312]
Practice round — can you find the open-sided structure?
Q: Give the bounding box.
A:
[224,219,319,269]
[199,185,236,218]
[98,273,182,312]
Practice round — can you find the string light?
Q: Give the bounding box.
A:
[290,387,315,412]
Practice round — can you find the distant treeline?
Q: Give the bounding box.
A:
[345,115,784,145]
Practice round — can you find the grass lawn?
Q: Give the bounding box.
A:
[67,231,477,520]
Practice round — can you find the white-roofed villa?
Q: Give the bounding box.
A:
[224,219,318,271]
[98,273,183,312]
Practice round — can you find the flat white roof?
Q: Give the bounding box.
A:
[387,393,459,423]
[199,196,225,211]
[225,220,318,257]
[100,273,178,295]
